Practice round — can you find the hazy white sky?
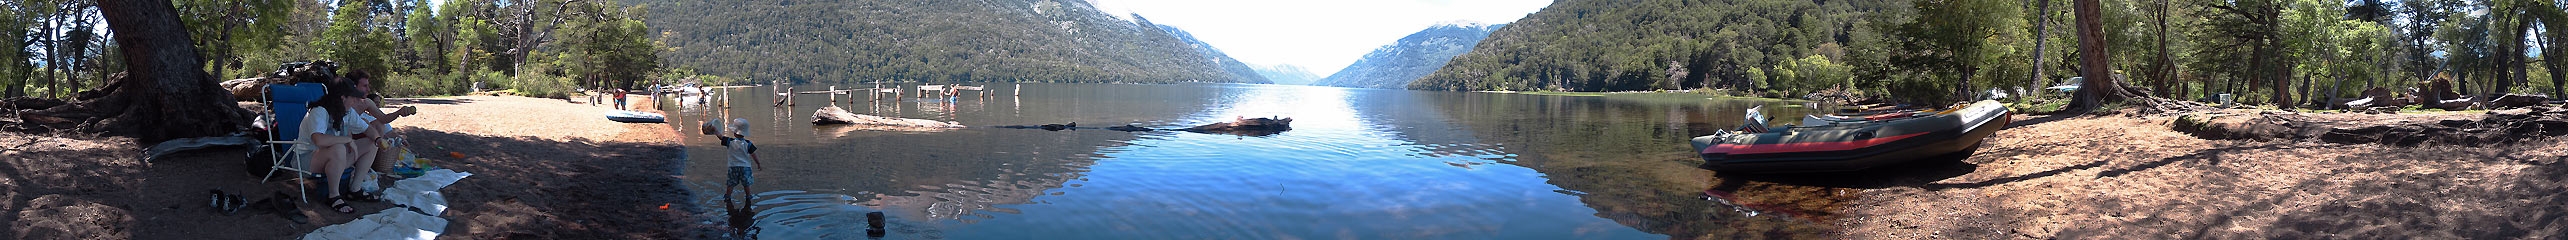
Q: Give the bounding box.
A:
[1087,0,1554,76]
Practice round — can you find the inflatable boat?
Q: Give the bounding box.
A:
[1690,100,2011,173]
[605,110,666,123]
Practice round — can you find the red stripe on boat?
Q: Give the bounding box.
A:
[1701,131,1934,155]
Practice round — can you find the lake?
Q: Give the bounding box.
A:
[660,83,1828,239]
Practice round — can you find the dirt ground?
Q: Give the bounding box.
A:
[1824,110,2568,238]
[1,95,713,239]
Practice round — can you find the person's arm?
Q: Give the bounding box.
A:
[354,98,411,125]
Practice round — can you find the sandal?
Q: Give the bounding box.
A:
[331,197,355,214]
[342,191,380,202]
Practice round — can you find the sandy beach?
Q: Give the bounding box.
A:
[1,95,705,239]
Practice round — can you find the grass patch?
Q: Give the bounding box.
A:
[2008,99,2071,114]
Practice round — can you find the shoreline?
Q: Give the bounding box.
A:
[1475,89,1810,102]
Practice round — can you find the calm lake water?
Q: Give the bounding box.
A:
[661,83,1823,239]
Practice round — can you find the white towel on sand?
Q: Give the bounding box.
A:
[306,169,468,240]
[384,169,470,216]
[302,207,449,240]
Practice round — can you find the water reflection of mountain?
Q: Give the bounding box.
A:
[667,84,1245,238]
[1390,93,1833,238]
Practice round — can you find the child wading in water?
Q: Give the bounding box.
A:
[718,118,763,212]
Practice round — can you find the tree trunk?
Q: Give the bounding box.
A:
[1960,66,1976,101]
[2544,30,2563,97]
[2027,0,2055,96]
[2509,17,2531,95]
[40,9,58,99]
[2067,0,2132,110]
[94,0,252,144]
[2154,0,2176,99]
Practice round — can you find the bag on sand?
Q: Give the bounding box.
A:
[373,138,408,173]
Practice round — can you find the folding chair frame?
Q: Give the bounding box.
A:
[253,83,325,203]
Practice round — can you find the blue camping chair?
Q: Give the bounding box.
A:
[255,83,326,203]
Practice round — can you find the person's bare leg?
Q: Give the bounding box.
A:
[315,144,350,199]
[350,137,381,193]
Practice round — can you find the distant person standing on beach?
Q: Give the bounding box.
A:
[613,88,629,110]
[719,118,763,207]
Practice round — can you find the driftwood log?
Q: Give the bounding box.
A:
[2487,94,2552,109]
[221,61,340,101]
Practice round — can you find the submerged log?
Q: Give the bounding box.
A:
[812,106,964,128]
[1182,116,1293,136]
[996,123,1078,131]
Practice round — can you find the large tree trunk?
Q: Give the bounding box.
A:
[90,0,251,144]
[2067,0,2135,110]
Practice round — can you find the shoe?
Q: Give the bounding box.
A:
[209,189,226,214]
[224,194,245,215]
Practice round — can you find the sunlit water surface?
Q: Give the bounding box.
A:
[662,83,1816,239]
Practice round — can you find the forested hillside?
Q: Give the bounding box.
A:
[635,0,1264,84]
[1414,0,1907,93]
[1314,23,1504,89]
[1417,0,2568,107]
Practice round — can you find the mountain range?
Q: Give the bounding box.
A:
[1253,64,1322,85]
[633,0,1266,84]
[1312,23,1506,89]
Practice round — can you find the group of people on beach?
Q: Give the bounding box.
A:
[300,70,418,214]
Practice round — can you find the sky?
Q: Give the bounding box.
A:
[1086,0,1555,76]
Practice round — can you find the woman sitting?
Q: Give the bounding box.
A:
[302,73,412,214]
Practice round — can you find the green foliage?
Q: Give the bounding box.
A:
[514,73,577,99]
[382,73,459,97]
[404,1,448,74]
[1885,0,2023,103]
[320,1,391,76]
[1413,0,1906,92]
[538,4,662,90]
[1767,55,1854,95]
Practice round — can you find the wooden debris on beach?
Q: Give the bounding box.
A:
[220,78,273,101]
[812,106,963,128]
[2487,94,2551,109]
[2174,107,2568,146]
[2344,87,2412,110]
